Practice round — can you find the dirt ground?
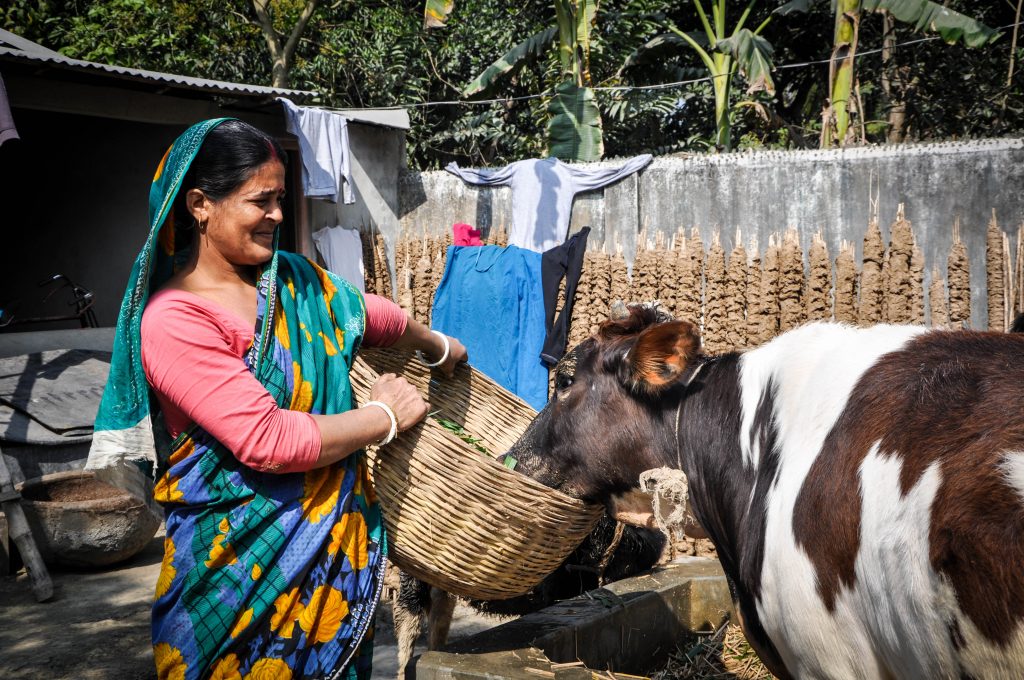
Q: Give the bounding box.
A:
[0,526,506,680]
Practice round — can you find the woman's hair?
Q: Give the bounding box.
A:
[173,120,287,228]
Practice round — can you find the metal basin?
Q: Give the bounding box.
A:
[15,470,160,568]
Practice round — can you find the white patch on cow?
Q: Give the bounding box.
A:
[999,451,1024,505]
[842,448,952,678]
[737,322,925,469]
[757,440,1024,679]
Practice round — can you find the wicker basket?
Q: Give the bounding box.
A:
[350,349,603,600]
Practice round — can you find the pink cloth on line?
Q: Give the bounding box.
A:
[141,288,408,473]
[453,222,483,246]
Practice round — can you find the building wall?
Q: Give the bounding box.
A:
[0,107,295,329]
[399,138,1024,328]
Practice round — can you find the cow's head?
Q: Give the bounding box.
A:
[508,304,701,515]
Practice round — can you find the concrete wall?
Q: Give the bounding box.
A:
[399,139,1024,328]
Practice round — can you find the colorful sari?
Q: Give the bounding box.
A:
[87,119,385,680]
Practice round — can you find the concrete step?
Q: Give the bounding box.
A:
[411,557,732,679]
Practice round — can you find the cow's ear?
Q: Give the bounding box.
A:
[627,321,701,394]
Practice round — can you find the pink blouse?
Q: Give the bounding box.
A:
[141,288,408,473]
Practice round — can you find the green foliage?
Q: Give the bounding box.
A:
[3,0,1021,166]
[715,28,776,95]
[860,0,1001,48]
[432,415,488,454]
[3,0,265,84]
[618,0,781,150]
[462,26,558,98]
[294,0,551,167]
[459,0,603,160]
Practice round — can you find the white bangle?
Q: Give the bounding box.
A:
[418,330,450,368]
[363,401,398,446]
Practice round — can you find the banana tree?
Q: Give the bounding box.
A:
[459,0,604,161]
[780,0,1000,147]
[622,0,778,150]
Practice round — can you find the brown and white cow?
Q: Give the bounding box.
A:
[507,305,1024,680]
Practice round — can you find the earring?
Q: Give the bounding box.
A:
[198,218,208,234]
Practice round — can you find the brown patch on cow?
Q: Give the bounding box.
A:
[792,330,1024,645]
[629,321,700,391]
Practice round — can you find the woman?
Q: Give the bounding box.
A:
[87,118,466,680]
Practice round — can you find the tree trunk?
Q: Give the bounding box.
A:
[881,13,907,144]
[713,53,734,150]
[251,0,320,90]
[1005,0,1024,115]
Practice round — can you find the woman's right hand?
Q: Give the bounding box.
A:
[369,373,428,432]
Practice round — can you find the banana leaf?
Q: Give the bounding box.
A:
[423,0,454,29]
[546,81,604,162]
[620,32,709,73]
[774,0,999,47]
[462,26,558,97]
[715,29,776,95]
[861,0,1001,47]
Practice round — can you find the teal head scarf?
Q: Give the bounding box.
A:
[86,118,233,496]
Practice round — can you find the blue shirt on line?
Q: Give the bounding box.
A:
[430,245,549,411]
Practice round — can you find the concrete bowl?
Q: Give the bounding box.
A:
[15,470,160,568]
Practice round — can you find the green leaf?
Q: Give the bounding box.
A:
[620,32,709,73]
[462,26,558,97]
[773,0,819,15]
[546,81,603,162]
[423,0,454,29]
[715,29,776,95]
[861,0,1001,47]
[576,0,600,44]
[432,415,489,454]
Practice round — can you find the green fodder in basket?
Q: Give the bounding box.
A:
[431,413,488,455]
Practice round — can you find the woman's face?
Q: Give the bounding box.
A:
[201,159,286,267]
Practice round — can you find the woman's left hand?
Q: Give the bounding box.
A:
[436,335,468,378]
[393,316,469,378]
[423,332,467,378]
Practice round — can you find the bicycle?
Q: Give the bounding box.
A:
[0,274,98,329]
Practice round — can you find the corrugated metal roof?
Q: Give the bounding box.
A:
[0,29,317,101]
[329,107,410,130]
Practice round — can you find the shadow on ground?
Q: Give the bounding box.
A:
[0,531,162,680]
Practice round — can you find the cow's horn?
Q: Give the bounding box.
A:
[610,300,630,320]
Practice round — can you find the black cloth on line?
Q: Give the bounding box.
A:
[540,226,591,366]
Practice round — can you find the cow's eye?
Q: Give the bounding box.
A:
[555,373,574,392]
